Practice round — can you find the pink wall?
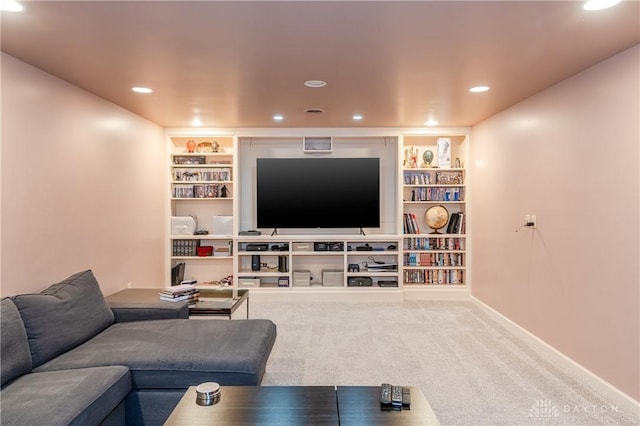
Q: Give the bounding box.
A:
[1,53,166,297]
[470,45,639,400]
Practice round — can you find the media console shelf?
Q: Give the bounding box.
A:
[236,236,401,291]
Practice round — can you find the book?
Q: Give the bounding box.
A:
[162,284,196,294]
[160,293,199,302]
[446,213,459,234]
[159,289,199,298]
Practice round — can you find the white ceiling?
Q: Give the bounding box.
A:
[2,1,638,128]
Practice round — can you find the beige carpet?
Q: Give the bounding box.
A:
[251,300,639,426]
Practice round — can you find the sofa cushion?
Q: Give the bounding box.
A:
[11,270,115,368]
[0,298,32,386]
[0,366,131,426]
[35,319,277,388]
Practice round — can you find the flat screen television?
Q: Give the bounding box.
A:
[256,157,380,230]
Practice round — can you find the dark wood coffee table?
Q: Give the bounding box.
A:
[163,385,440,425]
[336,386,440,425]
[165,386,338,425]
[106,288,249,319]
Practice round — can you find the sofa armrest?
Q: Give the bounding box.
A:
[109,302,189,322]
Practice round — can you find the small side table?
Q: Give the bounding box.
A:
[106,288,249,319]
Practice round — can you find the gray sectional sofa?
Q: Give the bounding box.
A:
[1,270,277,425]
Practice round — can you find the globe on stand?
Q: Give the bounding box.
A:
[425,205,449,234]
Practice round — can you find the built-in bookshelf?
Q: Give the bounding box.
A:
[162,130,470,299]
[167,134,235,285]
[401,135,468,292]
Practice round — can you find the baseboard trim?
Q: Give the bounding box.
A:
[471,296,640,415]
[403,287,471,301]
[249,288,405,303]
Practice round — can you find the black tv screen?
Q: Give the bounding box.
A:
[256,158,380,229]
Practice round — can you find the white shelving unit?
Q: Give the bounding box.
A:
[400,134,469,297]
[167,133,235,285]
[161,129,470,300]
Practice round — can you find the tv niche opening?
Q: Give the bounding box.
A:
[256,157,380,230]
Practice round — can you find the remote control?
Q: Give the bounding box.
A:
[380,383,392,407]
[402,387,411,409]
[391,385,402,408]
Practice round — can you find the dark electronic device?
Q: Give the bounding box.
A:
[402,387,411,409]
[348,277,373,287]
[378,280,398,287]
[239,230,261,236]
[356,244,373,251]
[329,242,344,251]
[278,255,288,272]
[391,385,403,408]
[380,383,392,408]
[256,158,380,229]
[246,243,269,251]
[251,255,261,271]
[313,242,328,251]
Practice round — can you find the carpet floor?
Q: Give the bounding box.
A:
[251,300,639,426]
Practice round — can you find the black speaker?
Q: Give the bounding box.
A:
[251,255,261,271]
[278,255,287,272]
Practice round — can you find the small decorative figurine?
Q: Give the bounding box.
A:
[220,185,228,198]
[423,150,434,167]
[404,147,419,168]
[186,140,196,153]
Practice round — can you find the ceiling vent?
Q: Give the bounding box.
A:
[304,107,325,114]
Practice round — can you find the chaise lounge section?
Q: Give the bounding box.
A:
[1,270,277,425]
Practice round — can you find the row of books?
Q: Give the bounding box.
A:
[446,212,465,234]
[405,213,466,235]
[404,237,465,251]
[403,171,464,185]
[173,168,231,182]
[408,187,463,202]
[159,283,200,302]
[404,172,432,185]
[403,213,422,234]
[403,252,464,267]
[172,184,228,198]
[403,269,464,285]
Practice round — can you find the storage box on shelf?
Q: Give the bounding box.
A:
[401,135,468,290]
[168,135,235,285]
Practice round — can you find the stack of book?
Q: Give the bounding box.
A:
[159,284,199,303]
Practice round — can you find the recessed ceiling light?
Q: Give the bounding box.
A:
[190,118,203,127]
[0,0,23,12]
[304,80,327,88]
[469,86,490,93]
[352,114,363,121]
[273,114,284,121]
[132,87,153,94]
[424,119,438,126]
[583,0,621,10]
